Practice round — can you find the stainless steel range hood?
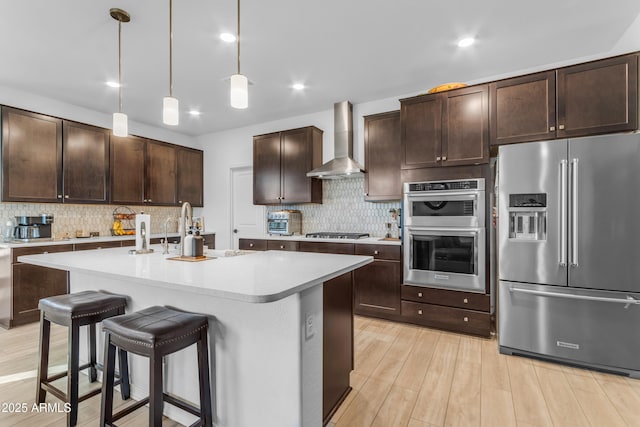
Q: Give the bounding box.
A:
[307,101,365,179]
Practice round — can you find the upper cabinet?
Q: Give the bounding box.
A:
[253,126,323,205]
[491,54,639,145]
[62,121,110,203]
[364,111,401,201]
[177,147,203,207]
[110,135,146,205]
[401,85,489,169]
[146,141,177,206]
[2,107,63,203]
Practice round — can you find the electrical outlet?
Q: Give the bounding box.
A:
[305,314,314,339]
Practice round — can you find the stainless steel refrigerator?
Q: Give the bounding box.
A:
[498,133,640,378]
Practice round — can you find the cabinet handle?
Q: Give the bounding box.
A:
[178,200,182,204]
[550,126,556,131]
[43,251,49,254]
[364,192,368,196]
[281,197,285,200]
[463,317,469,322]
[373,250,379,255]
[436,156,441,161]
[97,247,102,250]
[57,194,62,199]
[280,245,285,249]
[147,199,152,202]
[249,243,254,247]
[64,195,69,199]
[417,309,423,315]
[559,124,565,130]
[442,156,447,161]
[143,199,147,202]
[463,298,468,304]
[417,292,423,297]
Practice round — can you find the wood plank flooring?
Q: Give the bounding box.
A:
[1,317,639,426]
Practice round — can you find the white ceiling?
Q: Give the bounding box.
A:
[1,1,640,137]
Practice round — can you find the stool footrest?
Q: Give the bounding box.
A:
[164,392,202,417]
[111,397,149,423]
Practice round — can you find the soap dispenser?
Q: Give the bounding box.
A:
[192,230,204,257]
[184,228,194,257]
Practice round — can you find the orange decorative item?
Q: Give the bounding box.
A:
[427,82,467,93]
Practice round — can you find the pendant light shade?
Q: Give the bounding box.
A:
[163,0,179,125]
[163,96,179,125]
[110,8,130,137]
[230,74,248,109]
[231,0,248,109]
[113,112,128,137]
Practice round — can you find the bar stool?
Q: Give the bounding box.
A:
[100,305,212,427]
[36,290,130,427]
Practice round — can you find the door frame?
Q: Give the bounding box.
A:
[229,164,265,249]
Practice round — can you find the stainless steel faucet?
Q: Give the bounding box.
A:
[161,216,176,255]
[179,202,193,257]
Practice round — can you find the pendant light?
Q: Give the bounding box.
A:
[163,0,179,125]
[230,0,248,109]
[110,8,130,137]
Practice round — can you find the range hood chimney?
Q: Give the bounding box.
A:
[307,101,365,179]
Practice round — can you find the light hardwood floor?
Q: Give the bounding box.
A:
[1,317,639,426]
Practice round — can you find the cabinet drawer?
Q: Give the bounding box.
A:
[267,240,299,251]
[355,244,401,260]
[299,241,354,254]
[12,244,74,263]
[74,241,122,251]
[402,301,491,337]
[202,233,215,249]
[122,239,136,247]
[238,239,268,251]
[401,284,490,312]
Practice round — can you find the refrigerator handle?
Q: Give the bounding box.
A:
[559,160,567,267]
[509,286,640,308]
[570,158,579,267]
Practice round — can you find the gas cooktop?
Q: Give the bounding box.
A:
[305,232,370,239]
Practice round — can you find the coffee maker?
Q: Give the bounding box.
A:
[13,215,54,241]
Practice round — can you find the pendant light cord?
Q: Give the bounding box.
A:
[169,0,174,97]
[237,0,241,74]
[118,20,123,113]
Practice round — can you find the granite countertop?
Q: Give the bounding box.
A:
[242,234,402,246]
[19,246,372,303]
[0,232,215,248]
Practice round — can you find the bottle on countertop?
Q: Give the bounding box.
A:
[192,230,204,257]
[184,228,194,257]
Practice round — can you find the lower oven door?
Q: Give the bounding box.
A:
[404,227,485,293]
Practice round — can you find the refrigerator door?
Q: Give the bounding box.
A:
[498,140,568,286]
[569,133,640,292]
[499,281,640,377]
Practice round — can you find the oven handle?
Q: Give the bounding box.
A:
[406,227,483,236]
[406,192,479,201]
[509,286,640,308]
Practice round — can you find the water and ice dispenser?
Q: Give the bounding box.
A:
[507,193,547,241]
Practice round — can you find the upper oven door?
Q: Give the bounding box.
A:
[404,227,486,293]
[404,192,485,227]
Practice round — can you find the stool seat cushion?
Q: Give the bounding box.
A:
[38,290,127,321]
[102,306,208,349]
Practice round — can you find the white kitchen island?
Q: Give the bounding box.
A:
[19,247,372,427]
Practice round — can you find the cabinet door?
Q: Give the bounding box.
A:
[177,147,204,207]
[63,121,110,203]
[1,107,63,202]
[354,259,401,316]
[281,128,314,203]
[557,54,638,137]
[253,132,282,204]
[490,71,556,145]
[442,85,489,166]
[146,141,177,205]
[401,96,442,169]
[110,135,145,205]
[364,111,401,201]
[13,263,68,325]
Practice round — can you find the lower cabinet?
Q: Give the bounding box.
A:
[353,244,402,320]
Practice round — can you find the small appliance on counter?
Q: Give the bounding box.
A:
[13,214,54,241]
[267,210,302,235]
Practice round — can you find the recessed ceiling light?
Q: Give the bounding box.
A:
[188,110,201,116]
[220,32,236,43]
[457,37,475,48]
[106,81,120,88]
[292,83,305,91]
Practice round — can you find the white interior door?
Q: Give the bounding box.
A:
[230,166,265,249]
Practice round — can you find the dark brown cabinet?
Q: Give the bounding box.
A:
[62,121,110,203]
[177,147,204,207]
[364,111,402,201]
[1,107,63,203]
[401,85,489,169]
[253,126,323,205]
[110,135,146,205]
[146,141,177,206]
[491,54,639,145]
[353,244,401,319]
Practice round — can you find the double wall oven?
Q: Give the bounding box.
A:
[403,179,486,293]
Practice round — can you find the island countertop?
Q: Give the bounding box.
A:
[18,246,372,303]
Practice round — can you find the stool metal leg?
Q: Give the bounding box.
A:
[35,311,50,404]
[149,351,164,427]
[67,319,80,427]
[197,329,213,427]
[118,348,130,400]
[100,333,116,427]
[89,323,97,382]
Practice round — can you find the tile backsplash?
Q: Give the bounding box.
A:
[270,176,401,237]
[0,203,181,238]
